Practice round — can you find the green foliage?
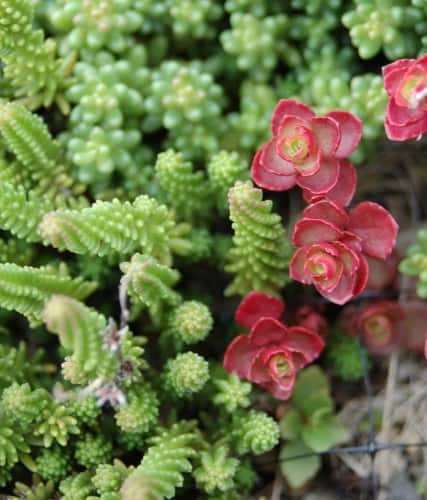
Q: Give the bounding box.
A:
[36,446,71,482]
[279,441,321,490]
[1,382,48,427]
[93,461,129,496]
[326,329,371,381]
[75,433,113,468]
[233,410,279,455]
[0,0,415,495]
[12,476,56,500]
[193,444,238,494]
[59,471,96,500]
[120,421,198,499]
[207,151,249,214]
[144,60,224,157]
[0,414,30,468]
[399,228,427,298]
[278,367,348,488]
[226,81,277,152]
[186,229,214,263]
[120,253,181,322]
[213,372,252,413]
[169,0,223,39]
[0,238,33,266]
[43,295,118,383]
[39,195,192,264]
[167,300,213,348]
[67,396,101,427]
[292,0,342,15]
[0,0,66,108]
[49,0,152,55]
[164,352,210,397]
[155,149,212,223]
[115,384,159,434]
[0,342,45,390]
[225,181,292,296]
[61,47,150,187]
[34,400,79,447]
[0,263,96,325]
[342,0,425,59]
[0,182,55,242]
[0,102,76,197]
[221,13,299,79]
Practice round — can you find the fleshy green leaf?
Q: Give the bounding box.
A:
[302,415,349,453]
[279,440,321,489]
[292,366,333,417]
[279,408,302,440]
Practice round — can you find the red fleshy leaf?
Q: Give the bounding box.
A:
[348,202,398,260]
[333,241,360,276]
[248,317,288,347]
[260,138,296,176]
[382,56,427,141]
[311,115,340,155]
[311,256,343,293]
[235,291,285,329]
[248,352,271,384]
[382,59,413,96]
[358,300,405,356]
[366,253,398,291]
[289,247,312,284]
[251,147,297,191]
[385,113,427,141]
[293,218,342,247]
[316,272,357,305]
[325,110,362,157]
[294,305,329,340]
[303,200,349,228]
[277,114,311,139]
[351,253,369,298]
[302,160,357,207]
[271,99,315,136]
[296,155,339,194]
[387,97,425,126]
[283,327,325,363]
[223,334,253,378]
[293,151,319,177]
[262,381,294,400]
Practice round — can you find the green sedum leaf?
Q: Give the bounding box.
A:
[279,440,321,489]
[302,414,349,453]
[292,366,333,417]
[279,408,302,441]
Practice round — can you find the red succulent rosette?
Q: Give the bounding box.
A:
[290,200,398,305]
[224,292,324,400]
[383,55,427,141]
[251,99,362,200]
[294,304,329,340]
[344,301,405,356]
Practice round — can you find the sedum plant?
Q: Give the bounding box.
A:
[279,367,348,488]
[225,181,292,296]
[400,228,427,297]
[0,0,424,495]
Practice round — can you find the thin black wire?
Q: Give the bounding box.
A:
[261,332,427,499]
[275,441,427,464]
